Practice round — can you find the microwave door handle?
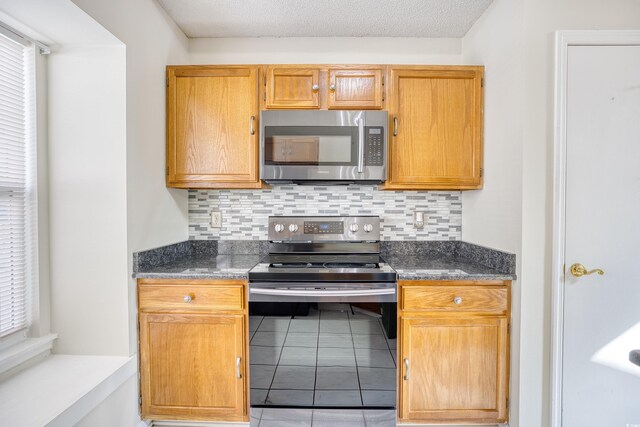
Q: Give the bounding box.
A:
[357,117,365,173]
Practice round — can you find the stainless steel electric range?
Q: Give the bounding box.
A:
[247,216,398,409]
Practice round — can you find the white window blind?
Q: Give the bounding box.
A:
[0,32,37,339]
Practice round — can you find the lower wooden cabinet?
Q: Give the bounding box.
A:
[138,279,248,422]
[398,280,510,424]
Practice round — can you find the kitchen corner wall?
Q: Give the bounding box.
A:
[189,187,462,241]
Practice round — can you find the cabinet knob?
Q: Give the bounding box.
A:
[183,295,193,303]
[312,84,319,92]
[453,296,463,305]
[329,83,336,92]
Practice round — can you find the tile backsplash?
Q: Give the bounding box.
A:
[189,186,461,241]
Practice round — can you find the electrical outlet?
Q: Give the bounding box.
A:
[210,211,222,228]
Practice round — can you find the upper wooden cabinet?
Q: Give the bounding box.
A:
[328,68,383,109]
[264,65,383,110]
[384,66,484,190]
[166,66,261,189]
[265,66,320,109]
[165,64,484,190]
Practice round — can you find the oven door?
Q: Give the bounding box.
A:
[249,281,397,303]
[260,110,387,182]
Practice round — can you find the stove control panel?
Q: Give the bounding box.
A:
[268,216,380,242]
[303,221,344,234]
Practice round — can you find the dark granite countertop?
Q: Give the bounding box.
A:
[133,240,516,281]
[134,254,263,280]
[384,255,514,281]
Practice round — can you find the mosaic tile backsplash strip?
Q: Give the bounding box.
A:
[189,186,461,241]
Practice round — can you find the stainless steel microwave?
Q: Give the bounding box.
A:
[260,110,388,184]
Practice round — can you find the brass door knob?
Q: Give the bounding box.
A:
[570,263,604,277]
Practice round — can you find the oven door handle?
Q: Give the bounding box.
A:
[249,287,395,297]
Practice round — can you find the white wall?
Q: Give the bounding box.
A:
[462,1,640,426]
[519,1,640,426]
[189,37,462,64]
[461,0,524,425]
[0,1,190,425]
[48,44,129,355]
[71,0,191,356]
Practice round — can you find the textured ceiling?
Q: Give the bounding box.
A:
[156,0,494,38]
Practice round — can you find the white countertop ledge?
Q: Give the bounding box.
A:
[0,354,137,427]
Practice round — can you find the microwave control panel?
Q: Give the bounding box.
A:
[365,127,385,166]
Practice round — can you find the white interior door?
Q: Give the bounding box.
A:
[563,44,640,426]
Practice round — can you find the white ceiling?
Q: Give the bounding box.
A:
[156,0,494,38]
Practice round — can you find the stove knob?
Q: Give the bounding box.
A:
[274,223,285,233]
[349,223,359,233]
[289,224,299,233]
[363,224,373,233]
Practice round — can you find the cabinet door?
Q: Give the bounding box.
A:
[166,66,261,188]
[328,68,383,109]
[266,67,320,109]
[399,316,508,423]
[140,313,247,421]
[386,67,483,190]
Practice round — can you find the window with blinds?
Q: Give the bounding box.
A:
[0,32,37,339]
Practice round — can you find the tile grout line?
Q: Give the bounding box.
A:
[349,311,366,408]
[311,308,322,408]
[263,317,292,406]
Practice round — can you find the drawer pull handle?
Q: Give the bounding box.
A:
[236,356,242,379]
[453,296,463,305]
[403,358,409,381]
[183,295,193,303]
[312,84,319,92]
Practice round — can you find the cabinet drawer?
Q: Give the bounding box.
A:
[139,284,244,312]
[402,286,507,314]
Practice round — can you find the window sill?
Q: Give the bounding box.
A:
[0,333,57,378]
[0,354,137,426]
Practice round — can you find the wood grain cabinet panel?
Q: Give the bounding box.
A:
[385,66,484,190]
[328,68,383,109]
[139,313,246,421]
[138,279,249,422]
[399,316,508,423]
[266,66,320,109]
[264,65,384,110]
[398,280,510,424]
[138,282,244,312]
[166,66,261,189]
[402,286,507,314]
